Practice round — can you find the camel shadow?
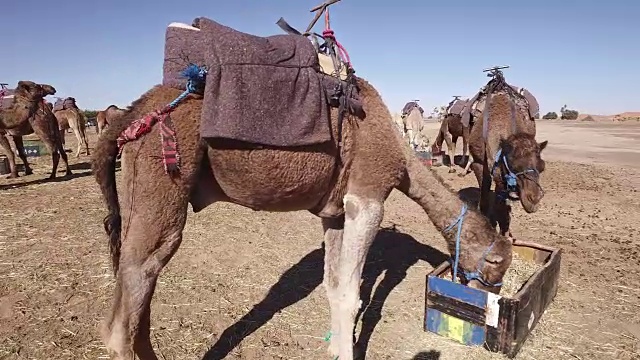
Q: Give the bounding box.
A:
[457,186,500,209]
[439,155,470,168]
[0,161,120,191]
[411,350,441,360]
[201,228,448,360]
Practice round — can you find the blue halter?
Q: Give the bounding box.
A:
[492,148,539,200]
[444,204,503,287]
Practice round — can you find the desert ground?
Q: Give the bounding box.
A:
[0,119,639,360]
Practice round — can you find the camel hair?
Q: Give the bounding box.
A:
[92,76,513,360]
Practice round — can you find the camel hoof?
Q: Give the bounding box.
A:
[25,169,33,176]
[65,171,73,177]
[457,172,466,178]
[448,168,457,174]
[7,173,19,179]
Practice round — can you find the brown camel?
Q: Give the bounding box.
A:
[466,70,547,240]
[92,76,514,360]
[96,104,126,136]
[53,98,90,157]
[0,82,72,178]
[431,113,469,173]
[430,97,471,174]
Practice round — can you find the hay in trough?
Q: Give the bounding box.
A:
[442,251,542,298]
[500,252,543,297]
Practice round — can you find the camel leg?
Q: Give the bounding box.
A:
[329,194,383,360]
[470,159,492,216]
[13,136,33,175]
[406,129,415,149]
[79,124,90,156]
[70,123,84,158]
[321,216,345,358]
[59,128,66,147]
[447,136,457,173]
[459,154,474,177]
[0,134,19,178]
[442,132,454,171]
[101,192,189,360]
[492,183,512,236]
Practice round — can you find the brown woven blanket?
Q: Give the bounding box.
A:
[197,17,332,147]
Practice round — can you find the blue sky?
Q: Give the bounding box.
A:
[1,0,638,115]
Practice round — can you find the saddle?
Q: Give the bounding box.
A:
[401,101,424,118]
[162,15,363,148]
[445,99,468,116]
[0,87,15,110]
[460,77,539,128]
[53,97,79,112]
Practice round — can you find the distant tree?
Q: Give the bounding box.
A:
[560,105,579,120]
[82,109,99,119]
[542,112,558,119]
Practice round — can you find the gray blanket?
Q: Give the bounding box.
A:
[198,17,332,147]
[401,101,424,117]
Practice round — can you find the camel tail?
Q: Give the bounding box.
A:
[91,117,130,275]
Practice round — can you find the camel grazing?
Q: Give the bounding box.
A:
[465,67,546,239]
[53,97,90,157]
[92,17,513,360]
[96,105,126,136]
[0,81,72,178]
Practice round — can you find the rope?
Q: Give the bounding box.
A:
[443,203,503,287]
[443,203,468,282]
[322,29,351,66]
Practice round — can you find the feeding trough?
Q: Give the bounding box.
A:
[424,241,562,358]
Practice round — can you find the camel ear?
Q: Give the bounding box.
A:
[485,253,504,264]
[538,140,548,152]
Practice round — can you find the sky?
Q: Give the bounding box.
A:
[1,0,639,115]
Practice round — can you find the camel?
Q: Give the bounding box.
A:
[0,82,72,178]
[465,68,547,239]
[431,113,469,173]
[96,105,126,136]
[53,98,90,157]
[430,97,471,174]
[92,78,515,360]
[401,106,425,150]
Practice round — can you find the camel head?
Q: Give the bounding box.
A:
[461,231,513,294]
[14,81,52,101]
[496,134,548,213]
[39,83,57,96]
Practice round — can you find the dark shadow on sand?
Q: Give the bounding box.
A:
[411,350,441,360]
[0,161,120,191]
[201,228,448,360]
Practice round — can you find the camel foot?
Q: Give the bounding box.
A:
[7,173,19,179]
[24,169,33,176]
[457,170,471,178]
[65,170,73,177]
[448,168,457,174]
[48,174,56,180]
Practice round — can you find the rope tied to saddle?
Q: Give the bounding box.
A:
[116,64,207,174]
[443,203,503,288]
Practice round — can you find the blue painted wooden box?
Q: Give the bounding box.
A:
[424,241,562,358]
